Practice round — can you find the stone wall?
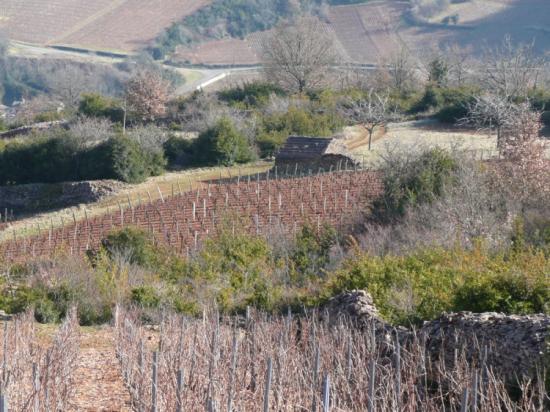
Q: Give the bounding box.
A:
[322,290,550,382]
[422,311,550,381]
[0,180,126,215]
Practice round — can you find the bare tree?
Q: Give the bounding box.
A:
[339,91,399,150]
[262,17,337,94]
[481,35,547,98]
[47,65,90,109]
[69,117,114,148]
[442,43,473,87]
[387,46,417,94]
[126,70,170,121]
[493,104,549,212]
[463,93,517,146]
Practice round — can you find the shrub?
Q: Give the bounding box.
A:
[131,286,161,308]
[194,117,255,166]
[324,246,550,325]
[291,224,338,282]
[0,133,80,185]
[410,85,444,113]
[163,136,193,168]
[435,87,478,123]
[373,148,458,221]
[101,227,159,267]
[218,82,285,107]
[84,137,166,183]
[79,93,124,123]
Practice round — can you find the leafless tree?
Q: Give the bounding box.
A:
[126,70,170,121]
[387,46,418,94]
[262,17,337,94]
[47,65,90,109]
[443,43,473,87]
[463,93,517,146]
[69,116,114,148]
[339,91,399,150]
[128,124,169,154]
[494,104,549,211]
[481,35,547,98]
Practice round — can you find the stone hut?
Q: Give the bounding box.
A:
[275,136,357,174]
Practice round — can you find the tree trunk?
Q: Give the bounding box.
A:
[368,130,374,151]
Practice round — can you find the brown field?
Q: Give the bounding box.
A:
[176,0,550,65]
[0,0,210,52]
[2,0,547,60]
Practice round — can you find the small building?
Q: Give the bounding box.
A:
[275,136,358,174]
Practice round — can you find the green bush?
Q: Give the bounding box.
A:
[410,86,444,113]
[101,227,159,267]
[79,93,124,123]
[218,82,285,108]
[435,87,478,124]
[194,117,255,166]
[163,136,193,168]
[0,133,80,185]
[0,133,165,185]
[84,136,166,183]
[34,111,64,123]
[131,286,161,308]
[291,224,337,282]
[374,148,458,221]
[324,246,550,325]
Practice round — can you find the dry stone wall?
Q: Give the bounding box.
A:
[0,180,126,214]
[322,290,550,382]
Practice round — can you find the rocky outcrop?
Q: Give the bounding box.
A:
[322,290,550,381]
[0,180,126,215]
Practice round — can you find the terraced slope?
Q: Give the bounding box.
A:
[175,0,549,65]
[0,0,210,52]
[0,170,383,262]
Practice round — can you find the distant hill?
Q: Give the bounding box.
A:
[0,0,209,52]
[1,0,548,62]
[174,0,550,65]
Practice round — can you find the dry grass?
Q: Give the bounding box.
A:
[347,121,526,167]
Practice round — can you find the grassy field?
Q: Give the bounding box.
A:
[346,120,550,167]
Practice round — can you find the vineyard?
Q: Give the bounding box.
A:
[0,170,383,263]
[0,0,210,52]
[0,309,79,411]
[114,306,547,411]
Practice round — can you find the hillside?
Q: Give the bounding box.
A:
[175,0,550,65]
[2,1,548,62]
[0,0,210,52]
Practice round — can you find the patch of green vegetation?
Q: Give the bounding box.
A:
[323,245,550,325]
[151,0,310,59]
[0,133,166,185]
[373,148,458,221]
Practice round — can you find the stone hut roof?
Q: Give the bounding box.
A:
[276,136,353,162]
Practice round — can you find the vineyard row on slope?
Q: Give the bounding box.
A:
[0,170,383,262]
